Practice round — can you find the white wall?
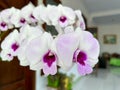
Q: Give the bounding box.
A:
[62,0,90,22]
[38,0,43,5]
[36,71,47,90]
[98,24,120,54]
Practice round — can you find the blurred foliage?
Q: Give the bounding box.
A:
[47,72,73,90]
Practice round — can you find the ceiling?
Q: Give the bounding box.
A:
[82,0,120,25]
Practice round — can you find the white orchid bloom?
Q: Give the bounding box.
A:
[17,24,43,66]
[10,9,26,27]
[0,7,16,31]
[10,5,35,28]
[48,4,76,28]
[54,27,100,75]
[26,32,57,75]
[75,10,86,30]
[0,7,16,23]
[0,30,20,61]
[73,27,100,75]
[21,2,37,24]
[33,4,50,25]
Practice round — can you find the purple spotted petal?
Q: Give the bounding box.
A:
[43,51,56,67]
[59,16,68,27]
[77,63,93,76]
[26,32,53,70]
[30,14,37,23]
[0,50,13,61]
[77,51,87,66]
[79,31,100,59]
[11,42,19,51]
[74,50,93,76]
[59,16,67,23]
[26,36,48,66]
[42,51,57,75]
[0,22,8,31]
[20,18,26,25]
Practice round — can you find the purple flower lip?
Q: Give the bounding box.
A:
[59,16,67,23]
[11,43,19,51]
[20,18,26,24]
[8,54,11,57]
[1,22,7,27]
[43,51,56,67]
[74,51,87,66]
[30,14,35,19]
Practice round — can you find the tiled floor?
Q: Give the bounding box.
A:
[73,67,120,90]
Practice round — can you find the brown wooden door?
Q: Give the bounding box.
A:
[0,58,35,90]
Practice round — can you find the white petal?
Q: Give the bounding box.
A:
[8,24,14,29]
[30,61,43,70]
[79,31,100,59]
[17,42,30,66]
[26,32,53,69]
[62,5,75,23]
[47,5,60,25]
[10,9,21,27]
[19,24,43,43]
[1,29,19,50]
[0,7,16,23]
[86,58,99,67]
[75,10,86,30]
[56,33,79,70]
[21,2,35,22]
[64,25,74,33]
[33,5,44,24]
[26,36,47,65]
[35,5,50,25]
[0,50,13,61]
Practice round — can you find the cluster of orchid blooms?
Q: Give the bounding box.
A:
[0,2,100,76]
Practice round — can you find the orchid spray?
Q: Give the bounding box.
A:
[0,2,100,76]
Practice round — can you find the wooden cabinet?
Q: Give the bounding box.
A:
[0,58,35,90]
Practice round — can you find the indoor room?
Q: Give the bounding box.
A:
[1,0,120,90]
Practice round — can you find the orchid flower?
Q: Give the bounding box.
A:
[21,2,37,24]
[54,27,99,75]
[0,30,20,61]
[10,4,34,28]
[73,27,100,75]
[48,4,76,28]
[26,32,57,75]
[75,10,86,30]
[0,7,16,31]
[33,5,50,25]
[0,4,100,77]
[17,24,43,66]
[10,9,26,27]
[11,3,37,27]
